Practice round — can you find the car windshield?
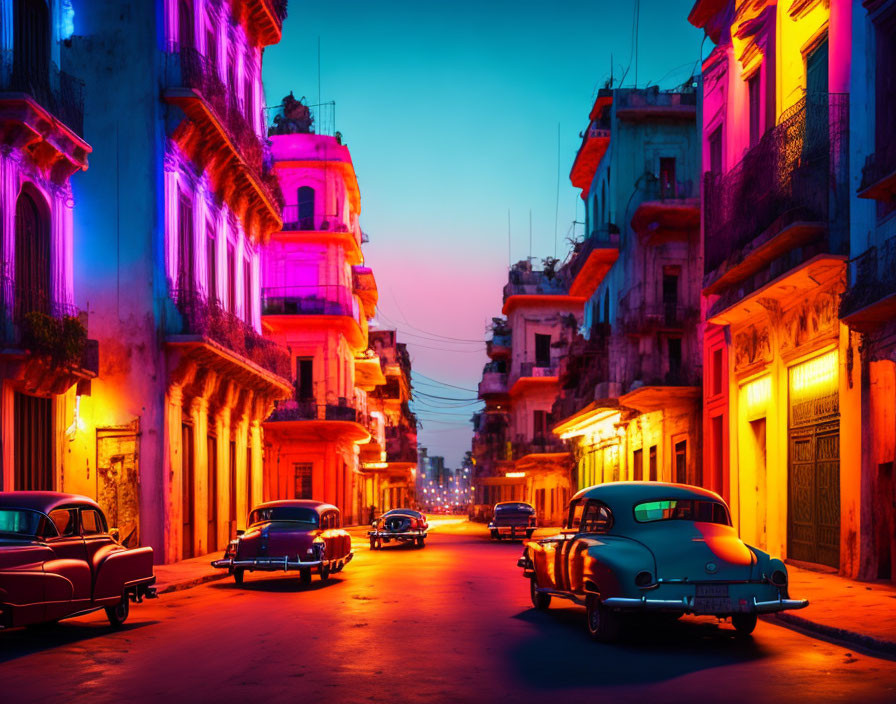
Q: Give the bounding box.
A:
[634,499,731,526]
[248,507,319,526]
[0,508,45,537]
[496,503,533,513]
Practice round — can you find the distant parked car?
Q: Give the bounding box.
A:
[0,492,156,630]
[489,502,536,541]
[518,482,808,641]
[369,509,428,549]
[212,500,352,585]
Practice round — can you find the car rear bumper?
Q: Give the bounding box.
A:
[489,524,533,537]
[368,531,427,539]
[211,552,353,572]
[601,594,809,615]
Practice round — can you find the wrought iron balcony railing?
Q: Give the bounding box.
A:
[169,288,290,379]
[703,93,849,275]
[518,361,559,378]
[502,268,568,302]
[512,436,566,459]
[567,224,620,283]
[839,233,896,321]
[858,139,896,198]
[261,285,357,320]
[279,205,360,236]
[0,52,85,137]
[267,398,360,423]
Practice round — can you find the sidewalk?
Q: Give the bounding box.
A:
[154,550,227,594]
[770,563,896,656]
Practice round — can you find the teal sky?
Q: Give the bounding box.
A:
[264,0,704,469]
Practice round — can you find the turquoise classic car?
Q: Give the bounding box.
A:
[518,482,808,642]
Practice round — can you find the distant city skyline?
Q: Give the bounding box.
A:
[264,0,704,466]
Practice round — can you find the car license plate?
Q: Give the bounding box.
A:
[693,585,730,613]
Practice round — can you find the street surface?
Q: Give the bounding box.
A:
[2,517,895,704]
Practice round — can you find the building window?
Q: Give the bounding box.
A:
[534,334,551,368]
[13,0,50,83]
[298,186,315,230]
[874,14,896,218]
[293,463,313,499]
[227,243,236,313]
[204,18,216,67]
[14,189,51,318]
[243,259,252,323]
[178,0,194,49]
[674,440,687,484]
[533,410,548,441]
[649,445,657,481]
[711,415,724,497]
[662,271,679,322]
[667,338,683,381]
[712,347,723,396]
[633,448,643,481]
[709,126,722,176]
[659,157,676,198]
[748,71,761,147]
[13,392,52,491]
[296,357,313,400]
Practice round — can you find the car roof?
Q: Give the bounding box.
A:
[571,482,725,508]
[495,502,534,509]
[384,508,420,515]
[0,491,101,513]
[251,500,338,515]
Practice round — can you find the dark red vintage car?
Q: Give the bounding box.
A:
[0,492,156,630]
[369,508,428,549]
[212,500,353,585]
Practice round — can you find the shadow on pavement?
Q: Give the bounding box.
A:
[210,574,347,593]
[0,619,158,664]
[507,607,769,688]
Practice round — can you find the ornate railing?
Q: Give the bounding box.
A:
[502,268,568,302]
[267,398,359,422]
[519,361,559,378]
[552,332,610,422]
[280,205,357,234]
[261,285,356,318]
[512,436,566,459]
[567,224,620,283]
[704,93,849,274]
[1,52,85,137]
[166,45,284,209]
[839,233,896,319]
[859,139,896,196]
[618,286,696,334]
[169,288,290,378]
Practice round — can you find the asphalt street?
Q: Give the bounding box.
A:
[2,517,895,704]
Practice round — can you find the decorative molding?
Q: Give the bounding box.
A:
[779,289,839,355]
[734,322,772,372]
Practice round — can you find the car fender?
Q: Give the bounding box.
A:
[93,546,154,601]
[582,536,656,599]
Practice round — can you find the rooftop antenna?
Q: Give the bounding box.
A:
[554,122,560,259]
[529,209,533,263]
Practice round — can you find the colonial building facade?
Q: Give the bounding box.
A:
[61,0,291,563]
[552,86,703,499]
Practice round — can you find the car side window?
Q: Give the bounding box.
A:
[334,512,341,529]
[80,508,107,535]
[321,512,331,530]
[580,502,613,533]
[48,509,78,538]
[566,500,584,530]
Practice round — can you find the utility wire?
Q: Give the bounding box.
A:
[376,307,485,344]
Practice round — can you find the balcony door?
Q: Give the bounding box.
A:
[13,391,52,490]
[13,0,50,84]
[14,189,51,320]
[535,333,551,368]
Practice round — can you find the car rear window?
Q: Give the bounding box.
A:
[249,507,319,526]
[495,503,533,513]
[0,509,45,537]
[634,499,731,526]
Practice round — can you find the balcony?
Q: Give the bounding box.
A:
[486,331,511,358]
[237,0,289,45]
[567,225,620,298]
[166,288,291,387]
[631,179,700,245]
[552,332,610,424]
[518,362,559,378]
[267,399,359,423]
[0,52,89,176]
[478,366,508,398]
[621,357,701,413]
[703,94,849,299]
[570,96,612,194]
[613,87,697,120]
[262,285,357,318]
[839,233,896,332]
[858,140,896,201]
[351,266,377,318]
[163,45,283,241]
[512,436,566,460]
[619,286,696,335]
[0,280,99,395]
[502,261,572,308]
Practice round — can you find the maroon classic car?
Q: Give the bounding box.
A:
[212,500,353,585]
[0,492,156,630]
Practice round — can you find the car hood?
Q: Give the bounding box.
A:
[640,522,755,581]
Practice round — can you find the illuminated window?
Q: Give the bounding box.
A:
[748,71,761,147]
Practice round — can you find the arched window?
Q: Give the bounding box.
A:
[178,0,194,49]
[13,0,50,83]
[298,186,315,230]
[603,288,610,324]
[14,188,52,319]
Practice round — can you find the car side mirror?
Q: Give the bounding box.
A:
[236,529,245,537]
[109,527,121,542]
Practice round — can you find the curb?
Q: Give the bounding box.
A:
[156,571,229,595]
[769,612,896,659]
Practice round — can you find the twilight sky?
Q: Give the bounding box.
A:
[264,0,704,469]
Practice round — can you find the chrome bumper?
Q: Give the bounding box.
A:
[601,595,809,614]
[368,531,427,539]
[211,552,353,572]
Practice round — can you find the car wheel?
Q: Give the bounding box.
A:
[299,568,312,586]
[369,537,377,550]
[731,612,757,636]
[332,561,344,573]
[415,537,425,549]
[530,576,550,610]
[320,562,331,581]
[233,568,245,585]
[105,597,130,628]
[490,530,499,540]
[585,595,620,642]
